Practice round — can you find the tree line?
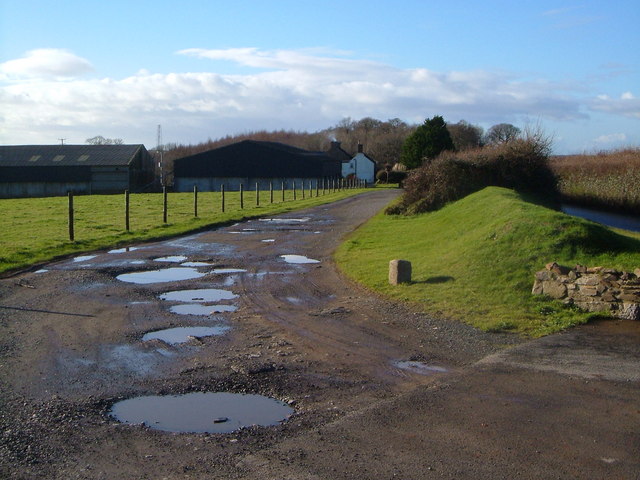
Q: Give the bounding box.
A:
[87,118,521,185]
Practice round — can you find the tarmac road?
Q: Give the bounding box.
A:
[0,189,638,479]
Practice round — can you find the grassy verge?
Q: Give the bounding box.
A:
[0,188,368,275]
[335,186,640,337]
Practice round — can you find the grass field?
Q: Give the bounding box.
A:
[550,148,640,213]
[335,186,640,337]
[0,187,367,275]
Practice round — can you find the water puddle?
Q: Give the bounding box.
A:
[73,255,98,263]
[116,267,208,284]
[130,260,146,265]
[170,304,238,315]
[110,392,294,433]
[393,360,448,375]
[109,247,140,254]
[259,217,310,223]
[181,261,214,267]
[35,269,48,274]
[142,326,230,344]
[261,239,276,243]
[212,268,247,274]
[280,254,320,264]
[155,255,188,263]
[159,288,238,303]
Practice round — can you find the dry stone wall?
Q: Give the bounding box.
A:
[532,262,640,320]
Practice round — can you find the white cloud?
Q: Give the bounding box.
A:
[0,47,631,147]
[0,49,93,79]
[590,91,640,118]
[594,133,627,144]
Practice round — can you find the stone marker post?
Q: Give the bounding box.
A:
[389,259,412,285]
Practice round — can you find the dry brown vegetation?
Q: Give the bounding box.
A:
[389,136,557,214]
[550,148,640,213]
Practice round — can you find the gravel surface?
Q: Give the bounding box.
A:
[1,189,638,479]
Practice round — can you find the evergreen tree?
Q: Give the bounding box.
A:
[400,115,454,169]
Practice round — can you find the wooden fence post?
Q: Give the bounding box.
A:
[270,182,273,203]
[68,191,74,242]
[256,182,260,206]
[240,183,244,209]
[221,184,225,212]
[193,185,198,217]
[282,181,285,202]
[163,186,168,223]
[302,180,305,199]
[293,181,297,201]
[124,190,130,232]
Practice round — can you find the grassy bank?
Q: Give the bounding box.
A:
[335,186,640,337]
[550,148,640,213]
[0,188,367,275]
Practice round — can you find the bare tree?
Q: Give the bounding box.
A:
[447,120,484,150]
[484,123,521,145]
[86,135,124,145]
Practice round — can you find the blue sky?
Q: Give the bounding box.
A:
[1,0,638,154]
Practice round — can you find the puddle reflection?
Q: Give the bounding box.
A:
[160,288,237,303]
[280,254,320,264]
[116,268,208,284]
[110,392,294,433]
[143,326,230,344]
[393,360,448,375]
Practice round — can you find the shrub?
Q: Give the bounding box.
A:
[389,134,558,214]
[376,169,407,184]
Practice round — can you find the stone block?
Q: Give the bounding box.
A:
[545,262,570,275]
[578,285,599,297]
[575,274,600,286]
[542,281,567,299]
[531,280,544,295]
[389,259,412,285]
[619,303,640,321]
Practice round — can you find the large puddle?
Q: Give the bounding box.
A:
[110,392,294,433]
[159,288,238,303]
[394,360,448,375]
[211,268,247,274]
[116,268,208,284]
[109,247,140,254]
[170,304,238,315]
[142,326,230,344]
[154,255,189,263]
[280,254,320,264]
[259,217,310,223]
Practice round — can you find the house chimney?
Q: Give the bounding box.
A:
[357,143,363,153]
[331,140,341,149]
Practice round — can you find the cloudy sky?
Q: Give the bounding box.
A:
[1,0,638,154]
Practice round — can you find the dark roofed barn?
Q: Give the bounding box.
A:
[173,140,341,192]
[0,144,155,198]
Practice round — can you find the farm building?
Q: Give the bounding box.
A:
[0,144,155,198]
[173,140,342,192]
[341,144,376,184]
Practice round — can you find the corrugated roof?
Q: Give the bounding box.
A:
[0,144,145,167]
[174,140,341,178]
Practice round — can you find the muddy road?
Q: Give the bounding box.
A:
[1,190,638,479]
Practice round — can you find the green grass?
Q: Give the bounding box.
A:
[335,186,640,337]
[0,188,367,275]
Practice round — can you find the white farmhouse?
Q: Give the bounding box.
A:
[342,144,376,184]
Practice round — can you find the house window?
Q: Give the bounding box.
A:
[52,155,65,162]
[28,155,41,162]
[77,155,90,162]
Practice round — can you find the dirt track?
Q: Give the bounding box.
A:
[1,189,638,479]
